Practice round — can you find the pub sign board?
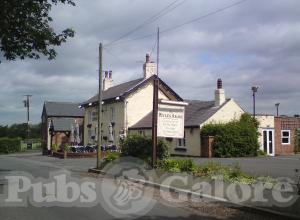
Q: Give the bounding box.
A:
[157,100,188,139]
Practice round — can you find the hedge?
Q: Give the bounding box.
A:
[0,137,22,154]
[201,113,260,157]
[121,135,169,160]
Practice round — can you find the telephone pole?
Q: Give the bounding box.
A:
[23,95,32,140]
[151,28,159,168]
[97,43,103,169]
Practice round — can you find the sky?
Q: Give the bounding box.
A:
[0,0,300,125]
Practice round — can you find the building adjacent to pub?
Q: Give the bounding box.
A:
[41,101,84,154]
[256,115,300,156]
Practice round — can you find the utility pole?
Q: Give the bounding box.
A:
[97,43,103,169]
[23,95,32,140]
[151,28,159,168]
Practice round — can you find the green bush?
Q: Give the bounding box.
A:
[201,113,260,157]
[63,143,69,152]
[121,135,169,160]
[258,149,266,156]
[158,159,256,184]
[51,144,59,152]
[0,137,21,154]
[105,152,120,162]
[158,159,196,172]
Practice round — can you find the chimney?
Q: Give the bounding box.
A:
[143,53,157,79]
[215,78,225,106]
[103,70,114,91]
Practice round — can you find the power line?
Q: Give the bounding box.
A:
[108,0,247,46]
[105,0,186,47]
[103,47,127,67]
[161,0,247,34]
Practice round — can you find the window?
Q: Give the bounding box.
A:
[178,132,186,147]
[87,129,91,141]
[138,130,145,136]
[88,111,92,124]
[281,130,290,145]
[92,111,98,121]
[110,107,115,122]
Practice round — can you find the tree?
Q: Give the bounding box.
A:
[0,125,8,137]
[7,123,27,139]
[0,123,41,139]
[0,0,75,62]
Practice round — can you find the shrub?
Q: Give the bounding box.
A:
[51,144,59,152]
[105,152,120,162]
[157,159,256,184]
[158,159,196,172]
[121,135,169,160]
[258,149,266,156]
[0,137,21,154]
[201,113,260,157]
[63,144,69,152]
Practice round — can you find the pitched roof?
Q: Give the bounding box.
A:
[52,118,78,131]
[43,102,84,117]
[80,75,182,106]
[129,99,230,129]
[184,100,221,126]
[81,78,144,106]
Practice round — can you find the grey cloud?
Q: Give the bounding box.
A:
[0,0,300,124]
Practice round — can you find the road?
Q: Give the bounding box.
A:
[0,153,290,220]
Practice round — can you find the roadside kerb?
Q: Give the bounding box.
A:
[126,176,300,220]
[88,167,300,219]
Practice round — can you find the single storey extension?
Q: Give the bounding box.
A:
[41,101,84,154]
[256,115,300,156]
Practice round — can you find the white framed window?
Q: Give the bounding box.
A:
[178,132,186,147]
[281,130,290,145]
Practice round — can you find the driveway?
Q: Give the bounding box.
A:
[191,155,300,180]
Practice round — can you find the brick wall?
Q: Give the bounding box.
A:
[274,117,300,155]
[201,136,214,158]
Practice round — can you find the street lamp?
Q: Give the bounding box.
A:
[251,86,259,117]
[275,103,280,116]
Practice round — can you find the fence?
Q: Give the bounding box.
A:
[20,139,42,151]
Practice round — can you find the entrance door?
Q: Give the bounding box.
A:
[262,129,275,156]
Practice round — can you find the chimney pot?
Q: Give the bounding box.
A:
[109,70,112,78]
[143,53,156,78]
[215,78,225,106]
[105,71,108,78]
[146,53,150,63]
[217,78,222,89]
